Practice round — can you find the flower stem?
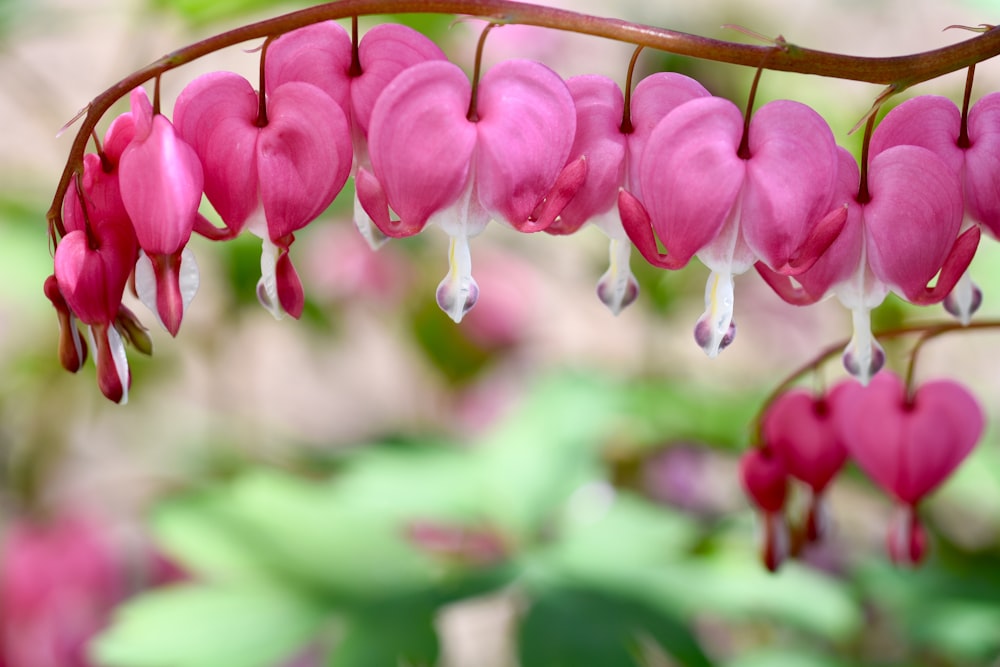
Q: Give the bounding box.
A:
[46,0,1000,237]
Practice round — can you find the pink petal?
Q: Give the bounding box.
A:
[741,100,839,269]
[350,23,447,137]
[264,21,352,114]
[174,71,260,232]
[367,60,476,232]
[763,388,848,493]
[869,95,963,174]
[120,112,204,255]
[550,75,626,235]
[863,145,963,301]
[257,82,352,240]
[618,189,688,270]
[964,92,1000,236]
[474,59,576,228]
[898,379,983,503]
[54,224,134,326]
[637,96,745,265]
[625,72,710,198]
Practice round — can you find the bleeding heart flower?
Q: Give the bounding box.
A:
[265,21,447,249]
[551,73,709,314]
[739,446,789,572]
[357,58,583,322]
[832,371,984,564]
[119,87,204,336]
[620,97,845,357]
[174,71,352,318]
[762,385,850,541]
[869,94,1000,324]
[758,146,978,383]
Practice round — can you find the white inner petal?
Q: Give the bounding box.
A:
[107,325,130,406]
[134,250,163,330]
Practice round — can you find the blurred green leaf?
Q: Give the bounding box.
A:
[519,586,713,667]
[725,648,857,667]
[641,553,861,642]
[328,593,440,667]
[475,374,620,540]
[154,469,450,602]
[93,584,325,667]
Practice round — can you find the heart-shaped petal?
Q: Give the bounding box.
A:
[264,21,353,115]
[637,96,745,266]
[763,387,849,493]
[174,71,261,233]
[833,372,983,505]
[741,100,839,269]
[863,145,963,302]
[475,59,577,229]
[366,60,477,234]
[964,92,1000,236]
[54,225,134,326]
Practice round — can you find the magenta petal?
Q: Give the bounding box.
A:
[148,252,185,337]
[275,251,304,319]
[523,156,588,232]
[474,59,576,227]
[552,75,626,234]
[763,388,847,493]
[174,71,260,232]
[864,145,963,300]
[964,92,1000,236]
[264,21,352,114]
[638,96,745,265]
[869,95,963,173]
[626,72,710,197]
[742,100,839,268]
[258,82,352,240]
[367,60,476,231]
[120,110,204,255]
[350,23,447,136]
[907,226,980,306]
[618,189,687,270]
[54,224,134,326]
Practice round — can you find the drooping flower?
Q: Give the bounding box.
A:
[52,112,141,403]
[620,97,845,356]
[762,385,850,541]
[739,446,789,572]
[357,58,584,322]
[119,87,204,336]
[549,72,710,314]
[174,71,352,318]
[264,21,447,249]
[869,94,1000,324]
[832,371,984,564]
[758,146,978,383]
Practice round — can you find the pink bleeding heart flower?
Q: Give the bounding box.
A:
[357,58,583,322]
[832,371,984,565]
[174,71,352,319]
[119,87,204,337]
[869,94,1000,324]
[550,73,710,314]
[762,386,850,541]
[620,97,845,357]
[739,446,790,572]
[51,114,141,403]
[758,146,977,383]
[265,21,447,250]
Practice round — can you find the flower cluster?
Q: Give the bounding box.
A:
[740,371,984,569]
[45,13,1000,404]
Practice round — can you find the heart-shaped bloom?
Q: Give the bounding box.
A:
[758,146,978,382]
[739,446,789,572]
[265,21,446,249]
[357,58,583,322]
[762,385,850,541]
[550,73,709,314]
[832,371,984,564]
[869,94,1000,323]
[51,112,141,403]
[119,87,204,337]
[620,97,845,357]
[174,71,352,318]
